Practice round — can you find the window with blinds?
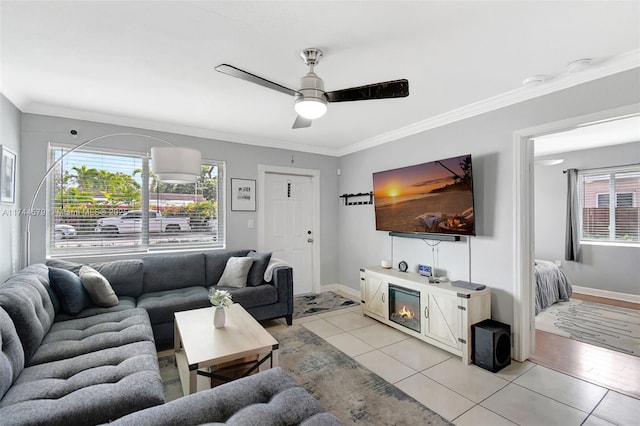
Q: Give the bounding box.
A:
[48,145,225,257]
[578,165,639,244]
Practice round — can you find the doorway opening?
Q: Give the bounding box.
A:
[512,104,640,362]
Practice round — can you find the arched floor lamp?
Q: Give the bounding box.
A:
[24,132,202,267]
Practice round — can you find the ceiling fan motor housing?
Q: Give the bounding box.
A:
[295,71,328,119]
[298,71,326,101]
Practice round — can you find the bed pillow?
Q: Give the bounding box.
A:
[217,257,254,288]
[48,267,92,314]
[79,265,119,307]
[246,251,272,286]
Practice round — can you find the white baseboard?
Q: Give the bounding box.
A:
[321,283,361,301]
[572,285,640,304]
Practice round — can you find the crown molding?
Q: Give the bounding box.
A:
[21,103,339,156]
[337,49,640,157]
[19,49,639,158]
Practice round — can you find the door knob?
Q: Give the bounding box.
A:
[307,238,314,243]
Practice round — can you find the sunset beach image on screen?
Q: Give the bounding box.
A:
[372,154,475,236]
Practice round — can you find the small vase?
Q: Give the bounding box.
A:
[214,306,225,328]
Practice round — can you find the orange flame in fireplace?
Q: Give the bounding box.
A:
[398,305,415,319]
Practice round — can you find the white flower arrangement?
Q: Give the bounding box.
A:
[209,289,233,308]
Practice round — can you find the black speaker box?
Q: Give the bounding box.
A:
[472,319,511,373]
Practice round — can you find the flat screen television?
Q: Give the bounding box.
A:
[372,154,475,236]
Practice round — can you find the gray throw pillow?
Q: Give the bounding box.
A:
[79,265,119,307]
[218,257,254,288]
[247,251,272,286]
[48,267,92,314]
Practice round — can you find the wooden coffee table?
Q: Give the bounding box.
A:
[174,303,279,394]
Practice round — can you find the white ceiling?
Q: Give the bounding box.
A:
[1,1,639,156]
[534,115,640,157]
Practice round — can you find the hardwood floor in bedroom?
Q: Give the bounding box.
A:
[530,294,640,399]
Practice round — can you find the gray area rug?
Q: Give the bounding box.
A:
[293,291,359,319]
[159,326,450,425]
[271,325,451,425]
[536,299,640,357]
[158,354,183,403]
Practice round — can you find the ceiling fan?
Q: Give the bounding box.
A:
[215,48,409,129]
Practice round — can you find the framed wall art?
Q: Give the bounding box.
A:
[231,178,256,211]
[0,145,16,204]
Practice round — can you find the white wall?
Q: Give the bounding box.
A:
[19,114,340,286]
[337,68,640,326]
[535,142,640,296]
[0,94,22,282]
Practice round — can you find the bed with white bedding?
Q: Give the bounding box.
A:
[535,260,573,315]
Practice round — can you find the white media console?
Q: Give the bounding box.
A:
[360,266,491,363]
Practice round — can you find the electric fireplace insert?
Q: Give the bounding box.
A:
[388,284,421,333]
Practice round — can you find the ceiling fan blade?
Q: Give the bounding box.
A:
[215,64,297,97]
[292,116,312,129]
[326,79,409,103]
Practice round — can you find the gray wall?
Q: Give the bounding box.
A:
[20,114,340,286]
[337,69,640,326]
[535,142,640,296]
[0,94,22,282]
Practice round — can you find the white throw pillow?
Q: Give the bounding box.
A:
[218,257,254,288]
[79,265,119,307]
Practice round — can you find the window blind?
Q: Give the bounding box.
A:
[578,165,639,243]
[48,144,225,257]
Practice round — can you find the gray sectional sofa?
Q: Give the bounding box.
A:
[109,367,343,426]
[0,250,335,425]
[46,249,294,344]
[0,263,164,425]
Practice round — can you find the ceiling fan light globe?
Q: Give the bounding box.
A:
[294,97,327,119]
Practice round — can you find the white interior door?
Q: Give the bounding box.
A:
[263,172,314,295]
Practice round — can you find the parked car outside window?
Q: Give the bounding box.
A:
[54,224,77,240]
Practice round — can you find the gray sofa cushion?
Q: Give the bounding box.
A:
[224,386,327,425]
[108,367,335,426]
[54,296,136,322]
[28,308,155,367]
[44,259,83,275]
[46,259,145,299]
[0,264,56,363]
[0,307,24,400]
[48,267,93,314]
[0,341,164,426]
[143,253,206,293]
[247,251,272,286]
[91,259,145,298]
[136,287,210,325]
[204,250,251,286]
[213,284,278,309]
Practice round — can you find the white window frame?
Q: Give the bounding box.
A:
[47,144,225,258]
[578,165,639,245]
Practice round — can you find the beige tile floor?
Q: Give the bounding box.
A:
[265,302,640,426]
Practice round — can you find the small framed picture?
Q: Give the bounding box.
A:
[231,178,256,211]
[0,145,17,204]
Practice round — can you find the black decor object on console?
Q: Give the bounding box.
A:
[472,319,511,373]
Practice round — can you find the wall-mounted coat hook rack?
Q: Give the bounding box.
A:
[339,192,374,206]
